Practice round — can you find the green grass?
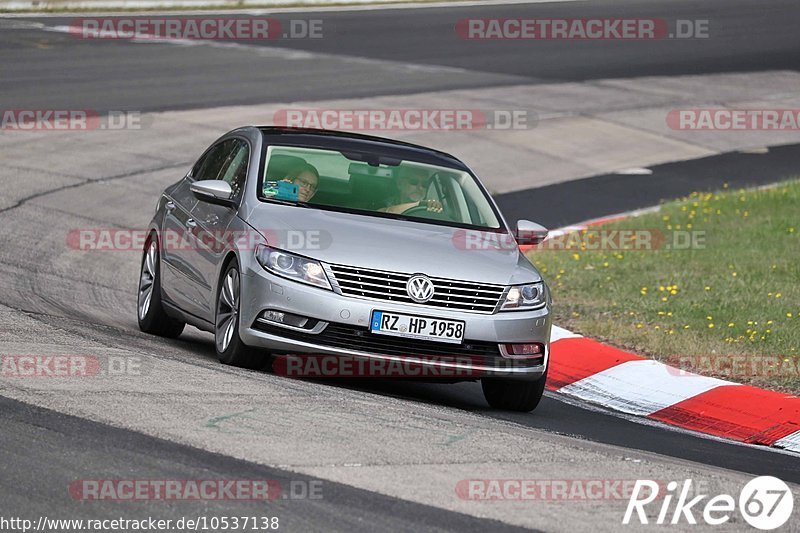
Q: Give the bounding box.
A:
[527,180,800,393]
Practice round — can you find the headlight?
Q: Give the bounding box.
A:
[254,244,331,290]
[500,282,546,311]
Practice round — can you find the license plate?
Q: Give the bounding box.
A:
[370,311,465,344]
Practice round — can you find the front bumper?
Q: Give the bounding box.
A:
[239,263,552,381]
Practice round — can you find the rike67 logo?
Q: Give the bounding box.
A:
[623,476,794,530]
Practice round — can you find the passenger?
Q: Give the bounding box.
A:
[282,162,319,202]
[380,166,443,214]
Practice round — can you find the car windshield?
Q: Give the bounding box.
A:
[259,145,502,229]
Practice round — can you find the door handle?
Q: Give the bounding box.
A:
[186,218,197,229]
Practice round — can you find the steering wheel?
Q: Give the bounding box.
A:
[401,204,456,222]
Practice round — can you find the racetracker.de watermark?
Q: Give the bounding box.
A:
[68,17,322,40]
[456,479,663,501]
[66,229,329,252]
[456,18,709,40]
[273,354,497,379]
[0,355,144,378]
[665,355,800,379]
[453,229,707,251]
[273,108,535,131]
[667,109,800,130]
[68,479,322,501]
[0,110,141,131]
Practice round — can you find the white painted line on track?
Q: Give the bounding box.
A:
[42,23,496,77]
[615,167,653,175]
[0,0,584,17]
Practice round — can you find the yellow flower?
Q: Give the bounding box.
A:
[731,272,737,277]
[788,313,794,318]
[727,323,734,327]
[704,286,711,291]
[776,293,782,298]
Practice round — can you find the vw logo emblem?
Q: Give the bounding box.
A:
[406,274,435,303]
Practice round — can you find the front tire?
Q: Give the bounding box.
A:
[481,369,548,412]
[137,238,185,338]
[215,262,263,369]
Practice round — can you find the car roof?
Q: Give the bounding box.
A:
[255,126,469,170]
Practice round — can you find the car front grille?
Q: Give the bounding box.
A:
[326,263,505,314]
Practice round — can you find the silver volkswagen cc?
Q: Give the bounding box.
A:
[138,127,552,411]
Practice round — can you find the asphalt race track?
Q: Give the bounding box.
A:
[1,0,798,112]
[1,1,799,531]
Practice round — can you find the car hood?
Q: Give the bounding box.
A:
[244,204,541,285]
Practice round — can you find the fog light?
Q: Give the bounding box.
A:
[265,310,285,323]
[260,310,311,328]
[502,343,544,358]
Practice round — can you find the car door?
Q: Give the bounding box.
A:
[159,174,200,316]
[187,138,250,321]
[162,139,238,320]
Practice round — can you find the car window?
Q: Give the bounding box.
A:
[260,145,501,229]
[192,139,237,182]
[217,139,249,202]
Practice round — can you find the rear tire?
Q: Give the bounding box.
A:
[215,261,264,369]
[481,369,547,412]
[137,237,185,338]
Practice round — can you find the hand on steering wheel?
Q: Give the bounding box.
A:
[400,200,453,221]
[420,199,443,213]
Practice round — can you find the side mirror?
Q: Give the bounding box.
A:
[516,220,548,246]
[190,180,234,207]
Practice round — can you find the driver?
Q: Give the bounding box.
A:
[380,166,443,214]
